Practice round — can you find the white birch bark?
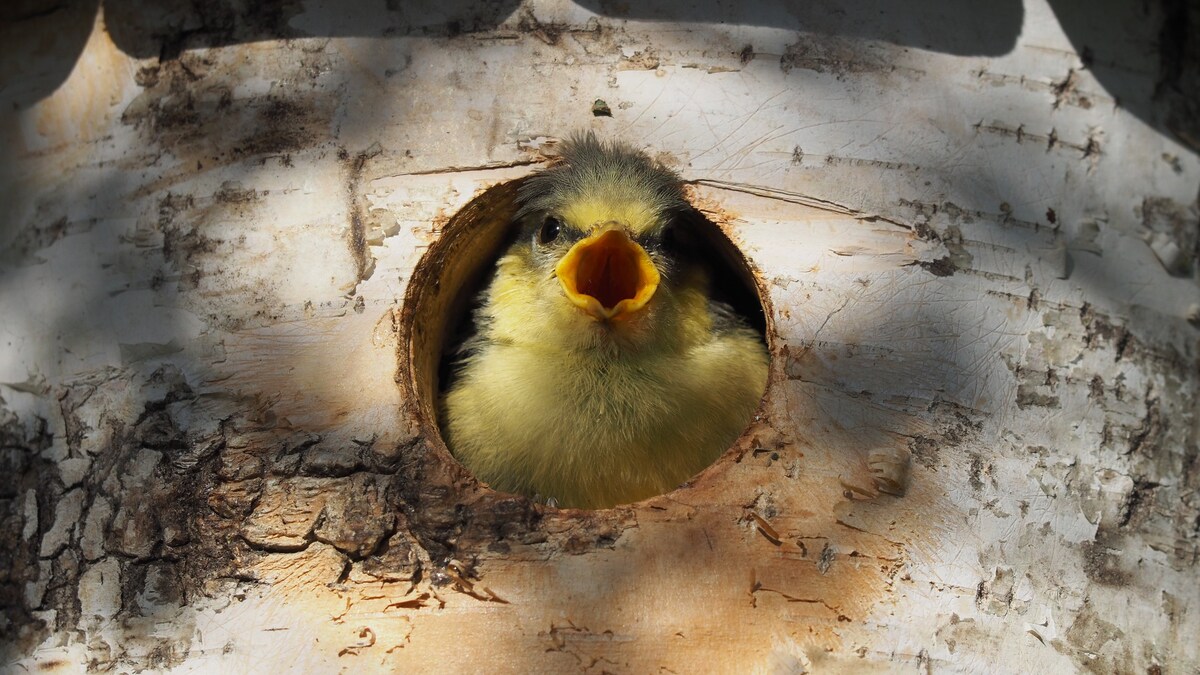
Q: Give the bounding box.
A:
[1,0,1197,672]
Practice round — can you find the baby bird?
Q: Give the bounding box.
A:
[442,133,768,509]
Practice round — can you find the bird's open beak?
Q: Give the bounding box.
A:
[555,226,660,320]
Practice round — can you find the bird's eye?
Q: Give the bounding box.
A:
[537,216,562,245]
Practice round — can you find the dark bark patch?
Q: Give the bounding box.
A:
[343,143,384,284]
[1016,384,1061,409]
[919,256,956,277]
[1079,537,1132,587]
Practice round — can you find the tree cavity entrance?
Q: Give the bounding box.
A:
[399,178,773,508]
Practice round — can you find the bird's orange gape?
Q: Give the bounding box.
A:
[555,227,660,320]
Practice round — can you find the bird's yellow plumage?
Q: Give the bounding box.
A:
[441,134,768,509]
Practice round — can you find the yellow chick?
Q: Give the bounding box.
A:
[442,133,768,509]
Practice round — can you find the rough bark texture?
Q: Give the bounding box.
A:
[2,0,1198,672]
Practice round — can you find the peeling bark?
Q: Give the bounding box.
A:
[1,1,1199,673]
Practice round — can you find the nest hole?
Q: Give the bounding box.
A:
[400,177,772,506]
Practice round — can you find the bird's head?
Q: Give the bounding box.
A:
[492,133,694,349]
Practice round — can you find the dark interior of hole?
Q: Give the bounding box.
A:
[434,216,523,402]
[671,208,767,337]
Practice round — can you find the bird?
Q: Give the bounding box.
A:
[441,133,768,509]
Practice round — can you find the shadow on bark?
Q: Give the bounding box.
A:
[574,0,1022,56]
[0,0,1197,671]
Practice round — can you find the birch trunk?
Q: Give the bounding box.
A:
[2,0,1198,672]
